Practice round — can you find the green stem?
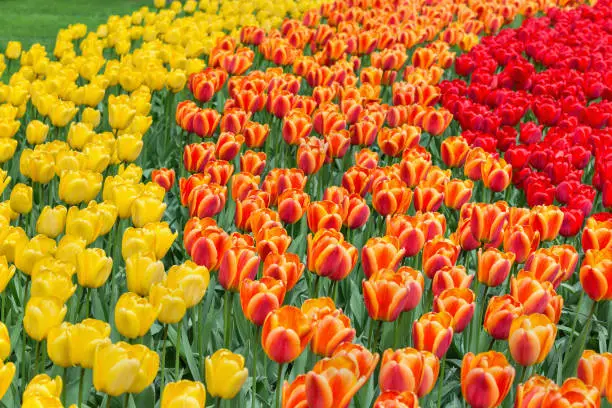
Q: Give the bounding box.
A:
[62,367,68,406]
[575,301,598,368]
[373,320,383,352]
[34,341,40,376]
[160,324,168,391]
[367,320,375,351]
[175,320,182,379]
[437,356,446,408]
[78,367,85,407]
[477,286,489,352]
[123,393,129,408]
[312,275,321,298]
[215,398,221,408]
[224,291,234,348]
[518,365,527,384]
[275,364,284,408]
[106,396,111,408]
[84,288,90,319]
[251,326,259,408]
[330,280,338,304]
[563,291,584,359]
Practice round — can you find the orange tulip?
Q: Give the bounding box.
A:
[204,160,234,186]
[433,288,475,333]
[248,208,280,237]
[461,351,515,408]
[215,132,244,161]
[363,270,411,322]
[373,391,419,408]
[412,312,454,359]
[542,245,578,282]
[508,314,557,366]
[325,130,351,159]
[413,184,444,213]
[399,156,431,188]
[477,248,515,287]
[218,245,260,291]
[361,236,405,279]
[179,174,210,206]
[255,226,292,261]
[349,119,378,146]
[463,148,488,181]
[307,229,357,281]
[580,248,612,302]
[231,172,261,202]
[240,150,267,176]
[185,219,231,271]
[511,272,563,323]
[283,110,313,145]
[466,202,508,246]
[267,90,293,118]
[234,193,267,231]
[524,251,563,289]
[378,125,421,158]
[262,168,307,205]
[372,177,413,217]
[481,157,512,193]
[240,277,286,326]
[313,107,346,136]
[582,216,612,252]
[151,168,175,192]
[243,121,270,148]
[503,224,540,264]
[262,306,313,364]
[416,107,452,136]
[515,375,558,408]
[278,189,310,225]
[354,148,379,170]
[432,265,473,297]
[529,205,563,242]
[379,348,426,394]
[297,137,327,175]
[342,166,372,197]
[549,378,601,408]
[577,350,612,402]
[193,108,221,138]
[309,309,355,357]
[484,295,524,340]
[441,136,470,168]
[422,237,461,279]
[184,142,215,173]
[444,179,473,210]
[263,252,304,292]
[345,194,370,229]
[306,201,343,233]
[188,183,227,218]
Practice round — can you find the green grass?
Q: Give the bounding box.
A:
[0,0,150,51]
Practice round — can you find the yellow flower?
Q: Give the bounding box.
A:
[166,261,210,308]
[131,195,166,228]
[4,41,22,60]
[26,120,49,145]
[30,256,75,279]
[109,181,144,219]
[0,169,10,197]
[58,170,103,205]
[54,150,83,176]
[205,349,248,399]
[20,149,56,184]
[126,253,166,296]
[161,380,206,408]
[0,226,27,263]
[31,268,76,303]
[56,235,87,267]
[82,108,101,129]
[116,134,144,162]
[144,181,166,201]
[0,256,15,293]
[15,234,57,276]
[122,227,156,260]
[123,115,153,136]
[154,0,167,9]
[150,283,186,324]
[49,101,78,128]
[91,201,118,235]
[65,206,102,245]
[115,292,160,339]
[70,319,112,369]
[93,342,159,396]
[81,83,106,107]
[76,248,112,289]
[24,296,67,341]
[46,322,73,367]
[23,374,62,399]
[0,138,17,163]
[108,102,136,130]
[82,142,111,173]
[117,163,143,183]
[36,205,67,239]
[0,322,10,361]
[0,360,15,400]
[67,122,95,150]
[144,222,177,260]
[9,182,33,214]
[166,69,187,93]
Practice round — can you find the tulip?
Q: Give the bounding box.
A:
[130,195,166,228]
[0,360,14,400]
[580,249,612,301]
[68,319,111,369]
[58,170,103,206]
[24,296,67,341]
[582,216,612,252]
[412,312,454,359]
[306,200,343,232]
[511,272,563,322]
[477,248,515,287]
[508,313,557,366]
[126,253,166,296]
[150,283,187,325]
[15,234,57,276]
[363,270,411,322]
[577,350,612,402]
[261,306,313,364]
[503,224,540,264]
[31,268,76,303]
[441,136,470,168]
[422,237,461,279]
[9,182,33,214]
[34,205,67,239]
[240,150,266,176]
[114,292,159,339]
[240,277,286,326]
[524,250,563,289]
[373,391,419,408]
[529,205,563,242]
[219,245,260,291]
[362,236,405,279]
[166,261,210,308]
[461,351,515,408]
[481,158,512,193]
[278,189,310,225]
[93,342,159,396]
[309,307,355,357]
[243,121,270,148]
[151,168,176,192]
[345,194,370,229]
[372,177,413,216]
[432,265,473,297]
[5,41,21,59]
[342,166,372,197]
[433,288,475,333]
[161,380,207,408]
[307,229,358,282]
[483,295,524,341]
[26,120,49,145]
[444,179,473,210]
[379,347,429,394]
[205,349,248,399]
[0,139,17,163]
[263,252,304,292]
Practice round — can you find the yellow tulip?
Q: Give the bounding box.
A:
[23,374,63,400]
[0,322,10,361]
[81,83,106,107]
[93,342,159,396]
[56,235,87,267]
[108,102,136,130]
[70,319,112,368]
[0,169,10,197]
[9,182,32,214]
[115,292,159,339]
[0,138,17,163]
[123,115,153,136]
[15,234,57,276]
[117,163,143,183]
[82,108,101,129]
[91,201,118,235]
[49,101,78,128]
[150,283,186,324]
[108,181,144,219]
[26,120,49,145]
[24,296,67,341]
[122,227,156,260]
[46,322,73,367]
[31,268,76,303]
[144,222,177,260]
[0,360,15,400]
[76,248,113,288]
[116,133,144,162]
[166,261,210,308]
[67,122,95,150]
[58,170,103,205]
[126,253,165,296]
[131,195,166,228]
[54,150,83,176]
[20,149,56,184]
[36,205,67,238]
[0,226,27,263]
[31,256,75,279]
[166,69,187,93]
[161,380,206,408]
[0,256,15,293]
[81,142,111,173]
[144,181,166,201]
[4,41,22,60]
[205,349,248,399]
[154,0,167,8]
[65,206,102,245]
[183,0,198,13]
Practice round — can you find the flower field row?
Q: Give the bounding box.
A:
[0,0,610,407]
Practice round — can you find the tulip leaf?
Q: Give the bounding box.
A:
[133,385,156,408]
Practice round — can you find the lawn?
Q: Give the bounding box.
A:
[0,0,150,51]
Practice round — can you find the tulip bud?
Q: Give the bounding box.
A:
[484,295,524,341]
[161,380,207,408]
[36,205,67,238]
[9,183,33,214]
[166,261,210,308]
[114,292,159,339]
[239,277,286,326]
[26,120,49,145]
[24,296,67,341]
[509,313,557,366]
[205,349,248,399]
[150,283,187,324]
[477,248,515,287]
[461,351,515,408]
[126,253,165,296]
[261,306,313,364]
[412,312,453,359]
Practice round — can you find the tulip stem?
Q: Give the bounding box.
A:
[123,393,129,408]
[518,365,527,384]
[33,341,40,375]
[62,367,68,406]
[175,320,182,379]
[223,291,234,348]
[78,367,85,407]
[275,364,284,408]
[573,301,598,373]
[160,324,168,391]
[251,326,259,408]
[437,355,446,408]
[562,291,584,362]
[312,275,321,298]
